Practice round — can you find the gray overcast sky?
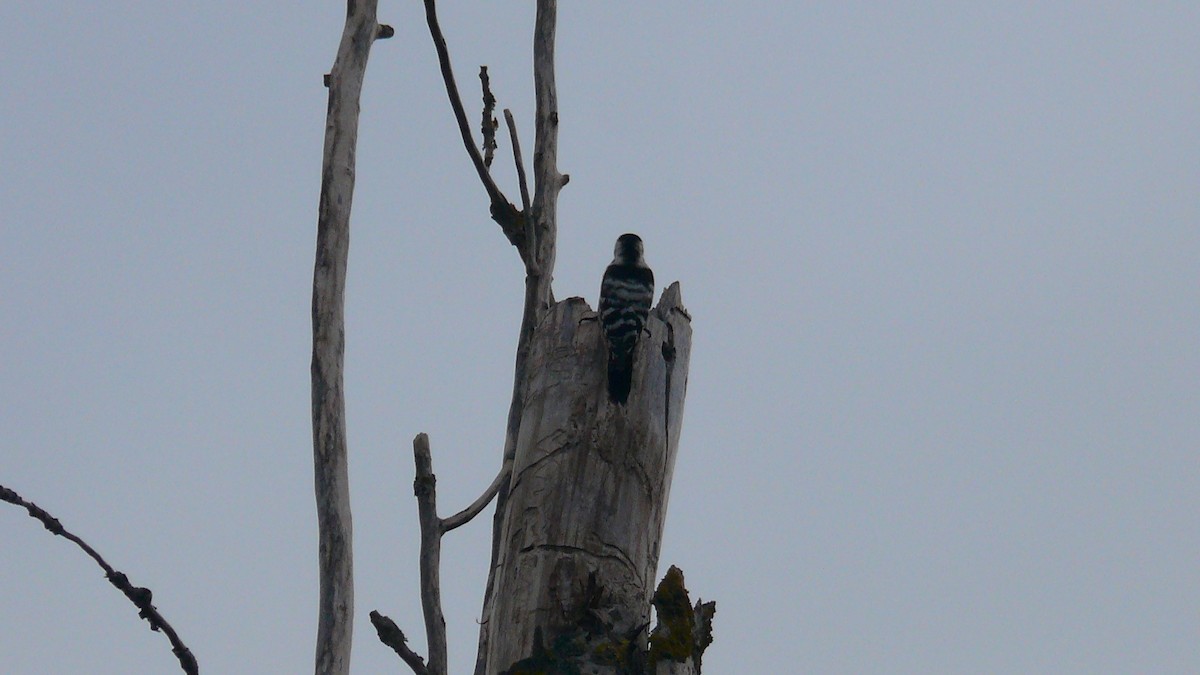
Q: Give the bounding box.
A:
[3,3,1197,673]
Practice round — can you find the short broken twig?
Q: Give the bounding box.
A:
[0,484,198,675]
[370,610,429,675]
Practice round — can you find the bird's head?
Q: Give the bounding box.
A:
[613,233,645,265]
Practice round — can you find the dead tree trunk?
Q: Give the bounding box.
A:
[369,2,714,673]
[484,285,694,673]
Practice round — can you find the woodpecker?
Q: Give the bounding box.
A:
[599,233,655,404]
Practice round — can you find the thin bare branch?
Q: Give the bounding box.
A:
[312,3,389,672]
[441,459,512,533]
[480,67,498,169]
[530,0,565,286]
[369,611,429,675]
[503,109,533,238]
[413,433,448,675]
[421,0,524,248]
[1,484,198,675]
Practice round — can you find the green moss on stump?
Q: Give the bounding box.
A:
[648,566,697,664]
[501,566,714,674]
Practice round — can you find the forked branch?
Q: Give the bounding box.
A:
[422,0,524,252]
[375,434,510,673]
[412,433,448,675]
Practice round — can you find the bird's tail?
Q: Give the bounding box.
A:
[607,350,635,405]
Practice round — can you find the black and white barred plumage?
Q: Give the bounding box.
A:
[599,233,655,404]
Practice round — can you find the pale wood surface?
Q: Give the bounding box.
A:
[311,4,388,673]
[484,284,692,672]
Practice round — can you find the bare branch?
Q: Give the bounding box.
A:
[1,484,198,675]
[480,67,498,169]
[529,0,565,285]
[503,109,534,256]
[413,433,448,675]
[421,0,524,248]
[376,436,505,672]
[441,459,512,533]
[312,3,389,672]
[369,610,429,675]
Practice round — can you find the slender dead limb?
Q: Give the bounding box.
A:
[369,611,429,675]
[412,434,448,675]
[441,459,512,533]
[503,108,535,272]
[504,109,532,217]
[421,0,524,250]
[480,67,498,169]
[312,3,390,673]
[529,0,565,293]
[1,485,198,675]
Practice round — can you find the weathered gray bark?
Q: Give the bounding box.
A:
[484,283,692,673]
[311,4,390,674]
[412,435,447,675]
